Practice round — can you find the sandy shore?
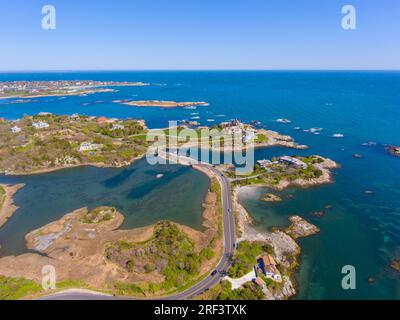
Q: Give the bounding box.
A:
[0,184,25,229]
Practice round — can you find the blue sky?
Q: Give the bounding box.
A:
[0,0,399,70]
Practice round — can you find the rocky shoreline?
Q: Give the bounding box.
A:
[272,157,339,191]
[117,100,209,108]
[233,185,320,300]
[285,216,320,239]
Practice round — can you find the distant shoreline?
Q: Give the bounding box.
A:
[0,80,149,100]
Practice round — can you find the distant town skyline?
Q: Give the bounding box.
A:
[0,0,399,71]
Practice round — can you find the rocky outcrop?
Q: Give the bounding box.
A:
[261,193,282,202]
[386,145,400,158]
[391,259,400,273]
[285,216,320,239]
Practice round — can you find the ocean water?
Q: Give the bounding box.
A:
[0,71,400,299]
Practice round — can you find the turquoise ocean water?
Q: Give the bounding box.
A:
[0,71,399,299]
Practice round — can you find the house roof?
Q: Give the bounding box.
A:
[262,255,276,267]
[97,116,108,123]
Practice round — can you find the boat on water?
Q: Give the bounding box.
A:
[276,118,291,124]
[309,127,323,133]
[362,141,377,146]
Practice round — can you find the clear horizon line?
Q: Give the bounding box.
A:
[0,69,400,73]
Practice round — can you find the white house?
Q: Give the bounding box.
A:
[111,124,125,131]
[79,142,103,152]
[257,159,272,168]
[32,121,49,129]
[70,113,80,120]
[243,129,256,143]
[11,126,22,133]
[279,156,308,169]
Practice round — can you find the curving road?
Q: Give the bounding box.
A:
[163,164,236,300]
[40,157,236,300]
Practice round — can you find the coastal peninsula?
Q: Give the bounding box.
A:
[0,114,148,175]
[0,176,223,298]
[0,80,149,100]
[214,152,339,300]
[229,155,339,190]
[226,186,323,300]
[153,119,308,152]
[0,116,308,176]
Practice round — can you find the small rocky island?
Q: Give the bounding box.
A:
[391,259,400,273]
[116,100,209,108]
[261,193,282,202]
[386,145,400,157]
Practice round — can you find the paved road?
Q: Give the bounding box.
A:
[40,158,236,301]
[164,164,236,300]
